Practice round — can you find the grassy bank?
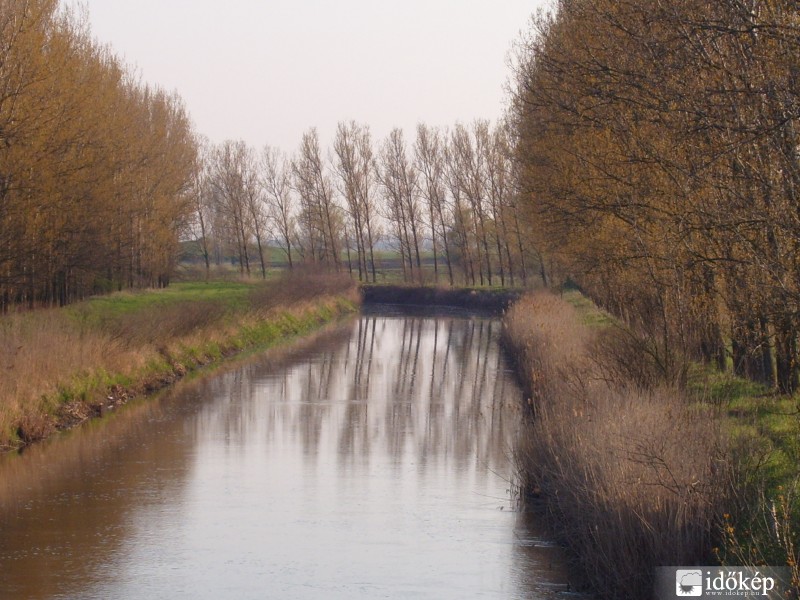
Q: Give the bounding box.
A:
[686,364,800,579]
[0,272,358,450]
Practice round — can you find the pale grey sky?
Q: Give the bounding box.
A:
[66,1,548,152]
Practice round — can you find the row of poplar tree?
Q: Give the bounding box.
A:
[193,120,537,289]
[0,1,196,309]
[0,0,540,311]
[5,0,797,395]
[511,0,800,392]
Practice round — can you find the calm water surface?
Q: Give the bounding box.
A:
[0,313,569,599]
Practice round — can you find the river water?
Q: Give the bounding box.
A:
[0,312,569,599]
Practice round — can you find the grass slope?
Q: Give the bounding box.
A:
[0,273,358,450]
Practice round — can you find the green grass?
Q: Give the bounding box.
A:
[68,281,255,321]
[564,292,799,495]
[562,289,615,328]
[731,400,799,495]
[686,361,800,496]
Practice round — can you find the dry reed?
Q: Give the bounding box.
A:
[0,310,141,446]
[0,271,357,449]
[504,291,728,600]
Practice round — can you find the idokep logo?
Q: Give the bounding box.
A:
[676,570,703,596]
[655,566,792,599]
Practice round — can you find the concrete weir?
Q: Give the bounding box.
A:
[360,284,521,314]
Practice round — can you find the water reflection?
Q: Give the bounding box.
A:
[0,315,568,599]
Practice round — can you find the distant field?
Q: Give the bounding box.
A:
[69,281,256,322]
[175,249,450,285]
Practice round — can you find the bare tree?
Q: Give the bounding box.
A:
[333,121,379,282]
[293,128,341,268]
[209,140,252,276]
[443,130,476,285]
[189,138,213,280]
[378,129,423,282]
[242,147,269,279]
[414,124,457,285]
[450,122,493,286]
[355,126,381,282]
[261,145,296,269]
[485,123,514,286]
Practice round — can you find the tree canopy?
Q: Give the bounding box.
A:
[0,1,197,308]
[511,0,800,392]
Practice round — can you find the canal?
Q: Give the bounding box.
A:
[0,312,569,598]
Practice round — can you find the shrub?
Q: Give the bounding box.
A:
[249,268,356,313]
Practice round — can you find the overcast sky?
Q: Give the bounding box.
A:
[66,1,549,153]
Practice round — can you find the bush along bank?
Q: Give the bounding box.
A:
[503,291,731,600]
[1,272,359,451]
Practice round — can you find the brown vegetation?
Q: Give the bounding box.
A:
[504,292,728,599]
[0,309,139,446]
[511,0,800,394]
[0,1,197,309]
[247,268,358,312]
[0,272,357,450]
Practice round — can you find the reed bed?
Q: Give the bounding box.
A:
[504,291,728,599]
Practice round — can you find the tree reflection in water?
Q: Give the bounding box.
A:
[0,315,569,600]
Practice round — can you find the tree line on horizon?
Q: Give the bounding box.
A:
[511,0,800,392]
[0,0,542,312]
[192,120,539,288]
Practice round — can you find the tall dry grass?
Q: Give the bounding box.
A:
[0,311,141,446]
[504,291,728,600]
[0,271,358,449]
[248,268,358,314]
